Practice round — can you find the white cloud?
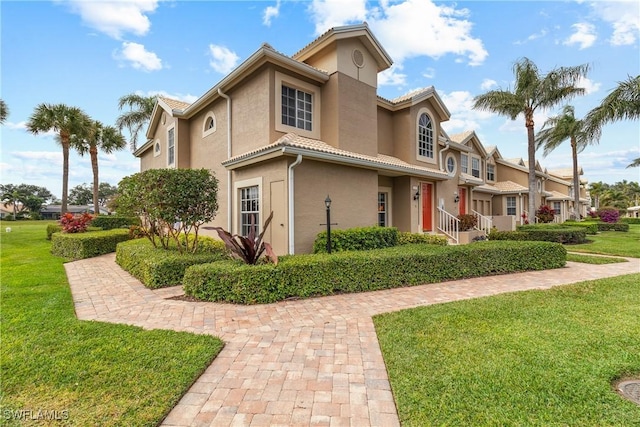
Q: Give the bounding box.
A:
[114,42,163,72]
[308,0,487,66]
[208,44,240,74]
[576,76,601,95]
[422,67,436,79]
[480,79,497,90]
[5,121,57,137]
[563,23,597,49]
[63,0,158,40]
[378,65,407,86]
[263,0,281,26]
[514,29,548,45]
[308,0,367,35]
[439,90,494,134]
[144,90,198,104]
[589,1,640,46]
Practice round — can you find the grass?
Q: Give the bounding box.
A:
[567,223,640,257]
[0,221,224,426]
[566,253,628,264]
[374,274,640,426]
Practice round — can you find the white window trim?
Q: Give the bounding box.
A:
[445,153,457,177]
[378,186,393,227]
[416,108,436,165]
[486,163,495,182]
[460,153,469,174]
[167,124,176,168]
[275,71,321,139]
[506,196,517,216]
[153,139,161,157]
[202,111,217,138]
[470,155,481,179]
[233,177,263,236]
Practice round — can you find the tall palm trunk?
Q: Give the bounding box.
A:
[525,108,537,221]
[571,138,581,219]
[90,145,100,215]
[60,131,70,215]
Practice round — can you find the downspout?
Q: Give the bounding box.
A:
[218,88,232,231]
[287,154,303,254]
[439,140,451,172]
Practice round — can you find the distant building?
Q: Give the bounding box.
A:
[40,205,110,220]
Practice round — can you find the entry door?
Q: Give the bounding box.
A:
[458,187,467,215]
[269,180,287,255]
[421,183,433,232]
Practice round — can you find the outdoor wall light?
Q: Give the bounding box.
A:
[413,190,420,201]
[454,192,460,203]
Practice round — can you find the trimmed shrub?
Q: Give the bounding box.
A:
[183,241,566,304]
[457,214,478,231]
[535,205,555,223]
[313,226,398,253]
[492,227,587,244]
[598,208,619,223]
[4,214,15,221]
[397,232,448,246]
[47,224,63,240]
[90,215,140,230]
[621,217,640,225]
[116,237,229,289]
[562,221,598,235]
[51,229,131,260]
[597,222,629,232]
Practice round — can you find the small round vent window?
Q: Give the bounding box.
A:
[352,49,365,68]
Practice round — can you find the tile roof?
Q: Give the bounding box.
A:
[159,96,191,111]
[491,180,529,192]
[459,172,484,186]
[449,130,474,143]
[224,133,450,179]
[546,191,572,200]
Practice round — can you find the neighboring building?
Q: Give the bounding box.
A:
[40,205,109,220]
[134,23,585,253]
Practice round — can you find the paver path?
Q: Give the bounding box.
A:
[65,254,639,426]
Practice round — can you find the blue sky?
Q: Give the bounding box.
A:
[2,0,639,200]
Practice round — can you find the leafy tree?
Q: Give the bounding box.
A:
[71,120,126,213]
[98,182,118,207]
[535,105,599,219]
[1,184,54,216]
[585,75,640,168]
[69,184,93,205]
[0,99,8,124]
[23,195,45,215]
[473,58,589,218]
[26,104,91,214]
[117,168,219,253]
[115,94,156,151]
[588,181,608,209]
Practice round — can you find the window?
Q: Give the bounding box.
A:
[154,140,161,157]
[553,202,561,216]
[378,192,388,227]
[507,196,516,216]
[445,154,456,176]
[487,164,495,181]
[471,157,480,178]
[282,85,312,131]
[167,127,175,166]
[461,154,468,174]
[240,186,260,236]
[203,112,216,137]
[418,113,434,159]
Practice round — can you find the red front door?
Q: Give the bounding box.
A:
[422,183,433,232]
[458,187,467,215]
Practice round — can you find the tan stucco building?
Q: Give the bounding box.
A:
[135,24,587,254]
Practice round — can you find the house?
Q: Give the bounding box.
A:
[134,23,584,254]
[40,205,110,220]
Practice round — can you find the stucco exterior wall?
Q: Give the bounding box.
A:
[140,110,178,171]
[334,73,378,156]
[230,66,271,156]
[376,107,394,155]
[294,160,378,253]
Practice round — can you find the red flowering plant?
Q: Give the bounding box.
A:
[597,208,619,223]
[535,205,555,223]
[59,212,94,233]
[521,212,530,225]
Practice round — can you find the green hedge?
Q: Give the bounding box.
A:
[621,217,640,225]
[313,226,399,253]
[561,221,598,235]
[90,215,140,230]
[46,224,62,240]
[490,227,587,244]
[183,241,566,304]
[596,222,629,232]
[397,232,448,246]
[115,237,229,289]
[51,229,131,260]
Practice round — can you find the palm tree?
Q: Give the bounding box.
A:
[535,105,599,219]
[115,94,156,151]
[473,58,590,218]
[72,121,127,214]
[585,75,640,168]
[26,104,91,214]
[0,99,8,124]
[588,181,608,210]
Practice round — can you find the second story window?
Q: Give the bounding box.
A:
[487,164,495,181]
[167,127,175,166]
[471,157,480,178]
[418,113,434,159]
[282,85,312,131]
[461,154,468,174]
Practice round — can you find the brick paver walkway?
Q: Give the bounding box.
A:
[65,254,639,426]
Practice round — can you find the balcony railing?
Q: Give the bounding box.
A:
[472,210,492,233]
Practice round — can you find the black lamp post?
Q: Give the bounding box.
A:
[325,195,332,254]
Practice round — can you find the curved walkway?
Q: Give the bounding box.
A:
[65,254,639,427]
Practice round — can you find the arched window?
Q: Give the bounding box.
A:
[202,112,216,137]
[153,140,161,157]
[418,113,434,159]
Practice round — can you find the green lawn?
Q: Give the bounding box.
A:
[566,253,629,264]
[0,221,223,426]
[568,223,640,257]
[374,274,640,426]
